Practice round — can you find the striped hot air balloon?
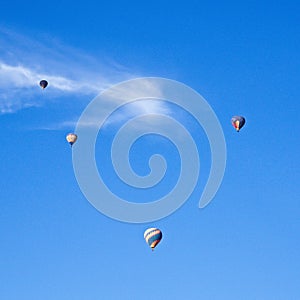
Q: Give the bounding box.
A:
[66,133,78,146]
[231,116,246,132]
[144,228,162,251]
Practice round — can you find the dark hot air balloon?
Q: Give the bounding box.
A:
[39,80,48,89]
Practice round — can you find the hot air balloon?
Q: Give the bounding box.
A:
[66,133,77,146]
[144,228,162,251]
[39,80,48,89]
[231,116,245,132]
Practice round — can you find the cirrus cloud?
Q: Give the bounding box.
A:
[0,27,137,114]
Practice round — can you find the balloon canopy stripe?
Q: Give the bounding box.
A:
[145,229,161,242]
[147,234,162,248]
[145,230,162,247]
[149,239,160,249]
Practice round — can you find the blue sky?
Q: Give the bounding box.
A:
[0,1,300,299]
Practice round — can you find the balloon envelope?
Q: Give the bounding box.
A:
[144,228,162,250]
[66,133,78,146]
[39,80,48,89]
[231,116,245,132]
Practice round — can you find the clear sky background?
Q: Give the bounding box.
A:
[0,1,299,299]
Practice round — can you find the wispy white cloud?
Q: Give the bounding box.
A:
[41,79,173,131]
[57,78,173,131]
[0,60,98,113]
[41,99,172,131]
[0,62,101,93]
[0,27,137,114]
[0,28,175,134]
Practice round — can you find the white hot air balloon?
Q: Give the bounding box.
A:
[66,133,78,146]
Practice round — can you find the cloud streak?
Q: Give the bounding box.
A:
[38,78,173,132]
[0,62,101,93]
[0,28,174,133]
[0,27,136,114]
